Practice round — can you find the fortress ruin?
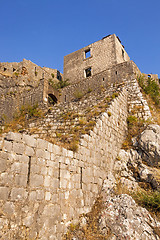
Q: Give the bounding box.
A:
[0,34,159,239]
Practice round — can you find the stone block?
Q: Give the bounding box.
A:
[3,202,15,216]
[51,193,58,202]
[36,149,45,158]
[5,132,22,142]
[50,178,59,189]
[67,150,73,158]
[3,140,12,152]
[22,134,36,147]
[0,140,3,150]
[15,174,27,187]
[17,155,29,163]
[29,191,37,201]
[0,159,7,172]
[40,166,48,175]
[0,187,9,200]
[48,142,53,152]
[37,139,48,150]
[44,176,51,187]
[31,164,40,174]
[11,187,28,200]
[25,146,34,156]
[11,162,28,174]
[36,190,45,200]
[60,179,68,189]
[45,191,51,201]
[45,151,50,160]
[61,169,70,180]
[1,172,14,185]
[23,215,34,227]
[43,204,60,216]
[47,167,53,176]
[51,153,55,161]
[52,144,61,155]
[30,174,44,187]
[13,142,25,155]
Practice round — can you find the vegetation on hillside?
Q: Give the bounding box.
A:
[48,78,70,89]
[137,75,160,105]
[137,75,160,124]
[63,197,111,240]
[0,104,43,134]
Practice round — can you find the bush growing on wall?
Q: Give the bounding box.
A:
[137,75,160,105]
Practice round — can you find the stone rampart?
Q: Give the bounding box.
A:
[0,88,128,239]
[60,60,138,103]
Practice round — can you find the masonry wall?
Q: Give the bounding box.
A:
[0,75,45,121]
[60,60,137,103]
[0,88,128,239]
[114,36,130,63]
[63,34,130,84]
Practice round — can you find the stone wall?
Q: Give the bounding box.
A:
[0,75,45,121]
[60,60,138,103]
[127,78,152,120]
[0,59,62,121]
[63,34,130,84]
[0,88,128,239]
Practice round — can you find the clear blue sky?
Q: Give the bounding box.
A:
[0,0,160,76]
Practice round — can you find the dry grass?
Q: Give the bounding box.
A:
[122,115,147,150]
[0,104,44,135]
[63,197,111,240]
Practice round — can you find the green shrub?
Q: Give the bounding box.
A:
[14,72,19,77]
[74,91,84,100]
[87,88,92,93]
[19,104,42,118]
[51,73,54,78]
[137,75,160,105]
[48,78,70,89]
[111,92,119,99]
[127,115,138,126]
[133,190,160,214]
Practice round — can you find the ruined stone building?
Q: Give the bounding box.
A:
[0,34,159,239]
[0,34,158,121]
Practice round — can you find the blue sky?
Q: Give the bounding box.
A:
[0,0,160,76]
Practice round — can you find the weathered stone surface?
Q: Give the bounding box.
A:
[5,132,22,142]
[138,124,160,166]
[30,174,44,187]
[11,187,28,200]
[100,194,160,240]
[0,187,9,200]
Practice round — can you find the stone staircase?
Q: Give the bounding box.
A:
[28,84,124,149]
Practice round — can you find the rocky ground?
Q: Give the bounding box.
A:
[64,124,160,239]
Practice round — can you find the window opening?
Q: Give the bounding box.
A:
[4,67,7,71]
[103,78,105,81]
[122,49,124,59]
[65,95,67,102]
[13,68,16,72]
[48,94,57,105]
[85,49,91,58]
[115,71,118,75]
[85,67,92,78]
[35,67,38,76]
[57,71,61,81]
